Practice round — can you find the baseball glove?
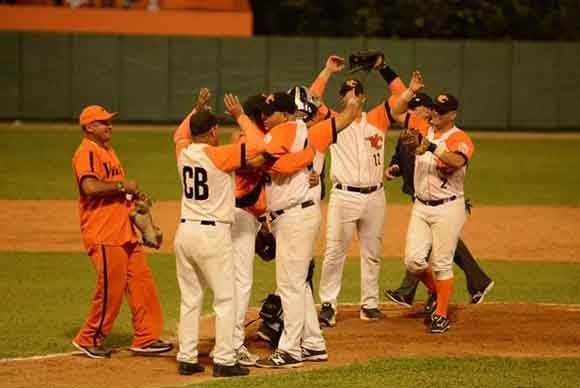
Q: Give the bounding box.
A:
[348,49,384,74]
[129,192,163,249]
[400,128,422,154]
[255,225,276,261]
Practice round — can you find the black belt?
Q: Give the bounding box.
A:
[335,183,383,194]
[270,200,315,221]
[415,196,457,207]
[180,219,216,226]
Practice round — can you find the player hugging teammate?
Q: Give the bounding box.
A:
[74,47,489,377]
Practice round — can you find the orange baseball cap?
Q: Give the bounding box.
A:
[79,105,118,126]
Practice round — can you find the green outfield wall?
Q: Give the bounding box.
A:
[1,32,579,129]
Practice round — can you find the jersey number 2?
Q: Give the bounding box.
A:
[183,166,209,200]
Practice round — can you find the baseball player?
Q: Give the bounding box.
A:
[173,90,314,368]
[255,91,364,368]
[312,54,407,327]
[71,105,172,359]
[390,72,475,333]
[384,93,494,308]
[175,98,275,377]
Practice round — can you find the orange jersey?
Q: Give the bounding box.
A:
[72,138,137,250]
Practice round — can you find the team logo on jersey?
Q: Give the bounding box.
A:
[346,79,359,88]
[365,134,383,150]
[457,142,469,154]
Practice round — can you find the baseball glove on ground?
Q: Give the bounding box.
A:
[348,49,384,74]
[129,192,163,249]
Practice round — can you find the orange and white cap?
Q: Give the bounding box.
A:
[79,105,118,126]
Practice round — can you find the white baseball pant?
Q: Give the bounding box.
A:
[274,204,326,360]
[404,198,467,280]
[231,207,260,350]
[319,188,385,311]
[174,221,236,366]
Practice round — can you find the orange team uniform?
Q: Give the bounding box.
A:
[173,110,315,216]
[72,138,163,349]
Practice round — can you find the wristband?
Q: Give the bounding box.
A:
[378,65,399,84]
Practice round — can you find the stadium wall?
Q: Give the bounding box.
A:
[1,32,579,130]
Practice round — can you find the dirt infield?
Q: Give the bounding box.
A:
[1,200,579,261]
[1,200,580,387]
[1,303,579,388]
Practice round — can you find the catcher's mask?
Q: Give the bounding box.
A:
[339,79,364,97]
[287,85,320,122]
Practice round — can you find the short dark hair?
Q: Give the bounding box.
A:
[189,110,218,136]
[243,94,267,127]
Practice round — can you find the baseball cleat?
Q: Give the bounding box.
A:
[178,361,205,375]
[302,347,328,361]
[360,307,385,321]
[470,280,495,305]
[129,339,173,354]
[255,350,303,369]
[318,302,336,327]
[429,314,450,333]
[384,289,414,308]
[213,363,250,377]
[72,340,112,359]
[236,345,259,366]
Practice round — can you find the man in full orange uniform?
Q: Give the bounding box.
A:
[72,105,172,358]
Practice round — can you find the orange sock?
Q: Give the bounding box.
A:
[415,267,437,294]
[435,278,454,318]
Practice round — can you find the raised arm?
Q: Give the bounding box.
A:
[390,71,425,125]
[310,55,345,98]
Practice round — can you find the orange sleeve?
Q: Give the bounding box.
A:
[268,148,315,175]
[405,114,431,136]
[173,110,194,159]
[264,122,297,157]
[389,77,407,95]
[366,103,390,133]
[307,118,337,153]
[310,76,328,98]
[204,144,253,173]
[73,146,104,183]
[446,131,475,161]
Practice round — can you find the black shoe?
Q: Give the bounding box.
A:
[470,281,495,304]
[302,347,328,361]
[178,361,205,375]
[429,314,450,334]
[72,340,112,359]
[384,289,414,308]
[213,363,250,377]
[423,293,437,324]
[129,339,173,354]
[256,350,303,368]
[360,307,385,321]
[318,302,336,327]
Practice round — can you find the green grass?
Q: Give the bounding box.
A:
[193,357,580,388]
[1,252,579,359]
[1,127,580,204]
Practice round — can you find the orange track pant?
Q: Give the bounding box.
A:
[74,243,163,348]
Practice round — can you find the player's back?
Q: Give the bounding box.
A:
[178,143,236,224]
